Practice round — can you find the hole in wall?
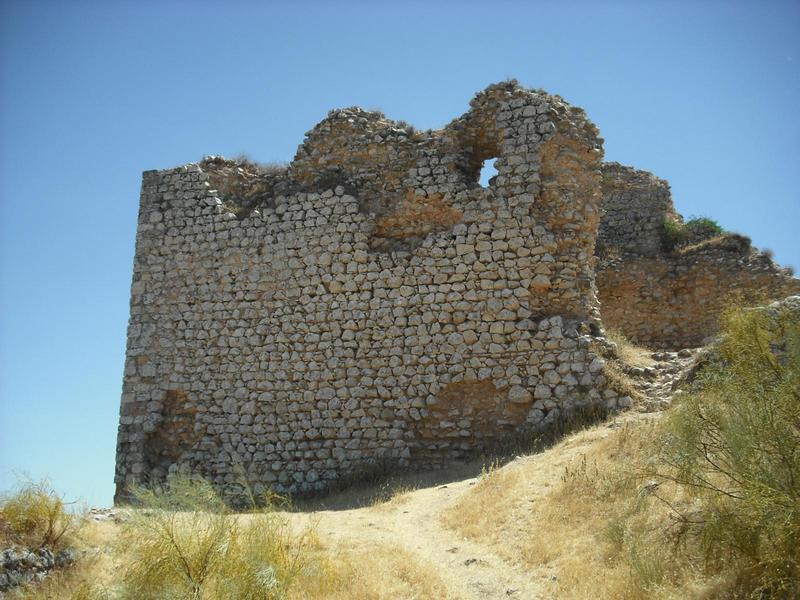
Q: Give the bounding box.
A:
[478,158,498,188]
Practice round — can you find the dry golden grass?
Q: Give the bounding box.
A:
[674,232,749,256]
[0,480,79,550]
[369,483,418,510]
[602,360,643,402]
[294,541,457,600]
[17,519,121,600]
[17,510,452,600]
[605,329,654,368]
[439,460,522,544]
[441,417,735,600]
[522,422,668,600]
[18,304,798,599]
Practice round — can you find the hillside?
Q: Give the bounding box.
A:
[4,413,666,600]
[5,296,799,598]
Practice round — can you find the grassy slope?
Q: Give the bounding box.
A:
[6,304,797,599]
[443,303,800,599]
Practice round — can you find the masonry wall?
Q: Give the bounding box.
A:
[598,236,800,348]
[596,165,800,349]
[597,162,679,257]
[115,82,624,503]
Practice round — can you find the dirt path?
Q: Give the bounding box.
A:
[289,464,549,600]
[285,422,637,599]
[285,351,700,599]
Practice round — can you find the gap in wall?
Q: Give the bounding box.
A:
[478,158,498,187]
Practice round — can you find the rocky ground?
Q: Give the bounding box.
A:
[624,347,702,411]
[0,547,76,594]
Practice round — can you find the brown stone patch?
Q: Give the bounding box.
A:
[531,131,603,320]
[598,253,800,349]
[143,389,200,474]
[416,380,532,444]
[374,191,463,240]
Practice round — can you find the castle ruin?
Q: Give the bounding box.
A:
[596,163,799,348]
[115,81,799,502]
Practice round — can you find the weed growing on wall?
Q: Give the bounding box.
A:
[660,215,724,252]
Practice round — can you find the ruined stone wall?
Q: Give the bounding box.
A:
[598,236,800,348]
[596,165,800,349]
[115,82,625,502]
[597,162,679,257]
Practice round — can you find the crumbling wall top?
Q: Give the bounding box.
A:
[598,162,679,257]
[115,81,619,502]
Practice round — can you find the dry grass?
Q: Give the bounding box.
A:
[606,328,655,368]
[601,329,651,403]
[602,360,643,402]
[675,232,750,256]
[18,516,452,600]
[15,519,120,600]
[369,482,418,510]
[524,422,677,599]
[14,306,797,599]
[0,480,80,550]
[439,460,521,544]
[296,542,456,600]
[441,418,711,599]
[10,474,451,600]
[444,301,800,598]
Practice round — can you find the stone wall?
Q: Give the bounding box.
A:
[115,82,624,503]
[596,165,800,349]
[597,162,679,257]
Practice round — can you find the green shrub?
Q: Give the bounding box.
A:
[684,215,723,235]
[661,217,685,252]
[0,480,78,550]
[100,474,314,600]
[654,303,800,596]
[660,215,724,252]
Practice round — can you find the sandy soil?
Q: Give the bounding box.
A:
[284,415,644,600]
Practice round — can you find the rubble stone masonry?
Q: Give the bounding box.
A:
[115,82,625,502]
[596,164,800,349]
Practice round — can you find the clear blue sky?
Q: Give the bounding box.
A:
[1,0,798,508]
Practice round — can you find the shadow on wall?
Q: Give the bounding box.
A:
[294,401,611,512]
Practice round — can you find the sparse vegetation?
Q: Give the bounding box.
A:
[601,360,642,401]
[444,301,800,599]
[9,304,799,599]
[369,481,418,509]
[85,475,322,600]
[440,459,518,542]
[661,216,725,252]
[316,544,456,600]
[200,155,288,218]
[0,480,79,550]
[6,474,455,600]
[605,328,654,368]
[650,303,800,596]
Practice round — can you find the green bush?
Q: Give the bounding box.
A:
[655,302,800,596]
[661,215,724,252]
[97,475,314,600]
[0,480,78,550]
[685,215,724,234]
